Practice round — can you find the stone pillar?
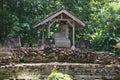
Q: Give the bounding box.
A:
[65,25,69,39]
[61,24,69,39]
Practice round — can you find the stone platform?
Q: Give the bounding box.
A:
[54,38,71,47]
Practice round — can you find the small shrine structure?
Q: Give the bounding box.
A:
[34,6,85,49]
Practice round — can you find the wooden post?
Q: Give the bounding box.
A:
[71,21,75,50]
[40,26,45,50]
[18,36,21,47]
[48,22,50,38]
[61,14,63,19]
[42,27,44,44]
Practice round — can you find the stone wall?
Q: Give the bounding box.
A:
[0,63,120,80]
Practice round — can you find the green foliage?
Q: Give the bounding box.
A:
[48,67,72,80]
[0,75,9,80]
[88,2,120,55]
[113,75,120,80]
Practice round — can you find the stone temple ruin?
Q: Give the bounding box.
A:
[1,7,119,65]
[34,6,85,49]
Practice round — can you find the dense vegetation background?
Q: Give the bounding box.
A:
[0,0,120,55]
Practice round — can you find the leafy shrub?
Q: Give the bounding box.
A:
[113,75,120,80]
[48,67,72,80]
[0,75,9,80]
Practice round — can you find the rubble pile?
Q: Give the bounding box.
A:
[9,47,120,64]
[0,48,14,65]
